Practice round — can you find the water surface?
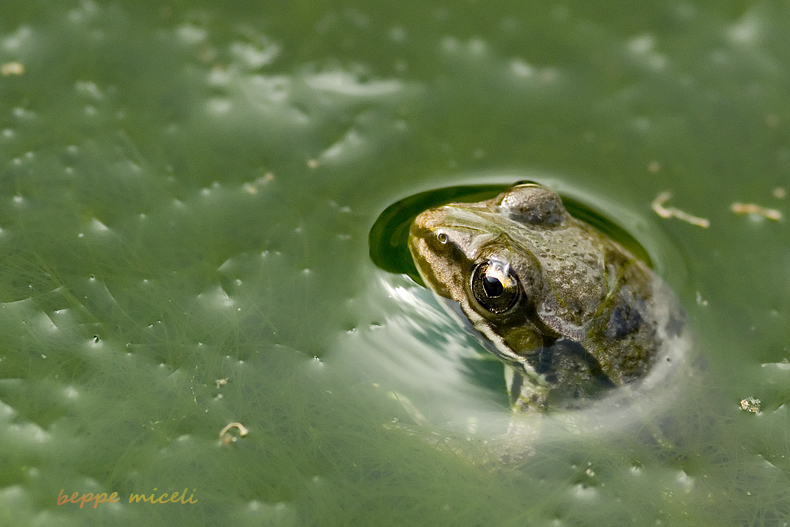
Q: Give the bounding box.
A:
[0,1,788,526]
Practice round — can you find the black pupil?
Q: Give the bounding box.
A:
[483,274,503,297]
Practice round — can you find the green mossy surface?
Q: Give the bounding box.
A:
[0,1,789,525]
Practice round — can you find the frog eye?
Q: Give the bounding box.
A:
[471,262,520,314]
[436,231,448,244]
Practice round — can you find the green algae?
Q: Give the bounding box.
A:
[0,1,788,526]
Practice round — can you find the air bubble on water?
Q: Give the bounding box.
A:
[439,36,458,53]
[29,424,49,444]
[230,42,280,69]
[468,38,487,55]
[75,80,103,100]
[198,285,234,308]
[207,98,232,115]
[3,26,33,51]
[176,24,208,45]
[306,71,402,97]
[207,67,230,87]
[572,483,597,499]
[12,107,34,120]
[634,117,651,131]
[389,26,406,42]
[90,218,109,232]
[762,361,790,371]
[676,470,693,489]
[728,10,761,44]
[510,59,535,78]
[628,34,655,55]
[36,312,58,332]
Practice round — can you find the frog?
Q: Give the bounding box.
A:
[408,182,686,413]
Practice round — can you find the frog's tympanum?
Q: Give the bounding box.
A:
[409,183,685,413]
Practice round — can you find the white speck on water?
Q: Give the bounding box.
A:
[510,59,535,78]
[230,42,280,69]
[389,26,406,42]
[695,292,708,306]
[306,71,402,97]
[207,98,232,115]
[176,24,208,44]
[728,11,761,44]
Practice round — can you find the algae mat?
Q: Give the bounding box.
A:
[0,1,789,526]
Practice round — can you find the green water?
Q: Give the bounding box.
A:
[0,1,788,525]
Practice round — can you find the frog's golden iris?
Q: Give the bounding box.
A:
[409,183,686,412]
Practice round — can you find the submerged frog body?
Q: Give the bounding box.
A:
[408,183,685,412]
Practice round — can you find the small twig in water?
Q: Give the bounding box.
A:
[219,422,249,445]
[651,192,710,228]
[730,202,782,221]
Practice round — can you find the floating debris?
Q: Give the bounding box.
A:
[695,291,708,307]
[740,397,761,413]
[1,62,24,76]
[773,187,786,199]
[730,203,782,221]
[651,192,710,228]
[219,422,248,445]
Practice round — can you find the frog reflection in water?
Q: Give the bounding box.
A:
[408,183,685,413]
